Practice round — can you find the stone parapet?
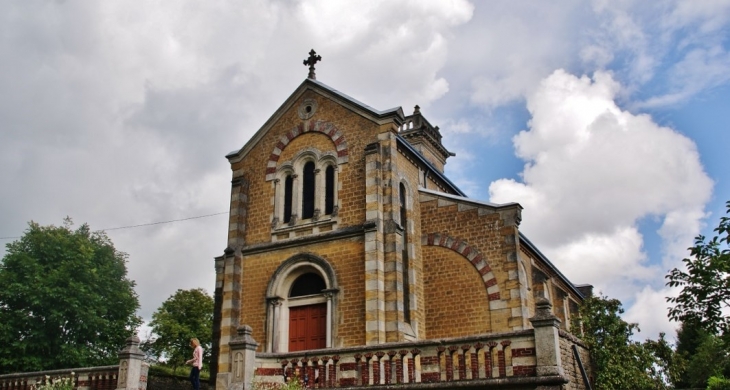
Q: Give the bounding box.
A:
[248,330,567,389]
[0,366,118,390]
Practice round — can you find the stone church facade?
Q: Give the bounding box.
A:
[212,54,593,390]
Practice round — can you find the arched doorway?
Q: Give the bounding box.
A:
[288,273,327,351]
[265,255,339,352]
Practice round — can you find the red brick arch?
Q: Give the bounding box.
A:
[422,233,501,301]
[265,120,349,181]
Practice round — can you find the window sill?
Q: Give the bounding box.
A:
[272,217,338,241]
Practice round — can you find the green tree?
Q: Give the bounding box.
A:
[667,200,730,335]
[644,332,684,387]
[575,295,666,390]
[684,333,730,388]
[0,219,141,373]
[146,288,214,370]
[673,320,709,388]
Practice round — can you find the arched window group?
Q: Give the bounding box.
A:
[276,152,338,227]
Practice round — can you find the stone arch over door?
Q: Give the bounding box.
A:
[265,253,339,352]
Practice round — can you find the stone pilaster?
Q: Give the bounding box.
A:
[364,141,385,344]
[211,256,225,385]
[217,247,241,384]
[529,298,564,377]
[380,132,408,342]
[116,335,148,390]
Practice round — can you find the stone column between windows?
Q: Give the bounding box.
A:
[314,168,322,220]
[271,178,280,228]
[290,174,299,225]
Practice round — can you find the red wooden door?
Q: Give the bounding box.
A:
[289,303,327,351]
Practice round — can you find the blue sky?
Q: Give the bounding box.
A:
[1,0,728,341]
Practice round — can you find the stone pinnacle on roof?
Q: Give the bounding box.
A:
[303,49,322,80]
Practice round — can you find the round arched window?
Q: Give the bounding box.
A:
[289,273,326,297]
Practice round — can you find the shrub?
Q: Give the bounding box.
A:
[708,376,730,390]
[32,374,75,390]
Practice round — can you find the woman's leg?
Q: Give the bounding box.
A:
[190,366,200,390]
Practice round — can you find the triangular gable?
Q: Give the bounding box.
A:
[226,78,405,163]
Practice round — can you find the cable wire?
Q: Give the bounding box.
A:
[0,211,229,240]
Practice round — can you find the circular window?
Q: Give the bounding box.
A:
[298,98,318,120]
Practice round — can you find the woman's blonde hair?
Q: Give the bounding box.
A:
[190,338,200,347]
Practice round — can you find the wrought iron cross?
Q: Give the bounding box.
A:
[303,49,322,80]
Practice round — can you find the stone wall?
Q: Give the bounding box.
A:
[559,331,592,390]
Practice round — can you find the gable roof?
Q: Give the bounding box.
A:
[226,78,404,163]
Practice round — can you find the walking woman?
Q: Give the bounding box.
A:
[185,338,203,390]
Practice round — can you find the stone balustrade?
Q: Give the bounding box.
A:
[251,330,549,388]
[0,366,118,390]
[0,335,148,390]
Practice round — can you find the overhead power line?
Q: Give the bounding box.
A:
[0,211,230,240]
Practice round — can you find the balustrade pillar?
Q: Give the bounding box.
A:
[530,298,564,377]
[116,335,148,390]
[229,325,260,390]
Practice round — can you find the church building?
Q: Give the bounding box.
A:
[212,51,593,390]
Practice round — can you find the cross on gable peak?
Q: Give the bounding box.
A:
[303,49,322,80]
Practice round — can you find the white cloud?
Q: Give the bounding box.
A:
[0,0,476,322]
[489,69,713,301]
[625,286,680,340]
[0,0,727,341]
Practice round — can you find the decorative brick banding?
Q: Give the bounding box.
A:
[255,367,283,376]
[512,365,537,377]
[265,120,349,180]
[423,233,501,301]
